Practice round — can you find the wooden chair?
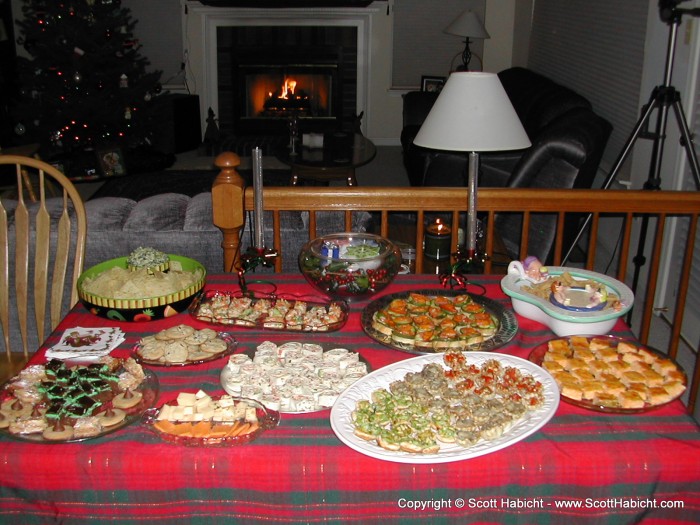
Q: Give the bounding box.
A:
[211,152,700,415]
[0,155,87,381]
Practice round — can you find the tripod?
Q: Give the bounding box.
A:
[563,1,700,294]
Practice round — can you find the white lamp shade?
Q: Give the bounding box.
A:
[445,10,490,39]
[413,72,531,152]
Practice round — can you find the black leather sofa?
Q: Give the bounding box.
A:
[400,67,613,261]
[401,67,612,189]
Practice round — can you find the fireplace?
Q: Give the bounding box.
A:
[183,4,374,144]
[217,26,357,136]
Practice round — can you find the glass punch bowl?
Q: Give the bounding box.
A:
[299,232,402,301]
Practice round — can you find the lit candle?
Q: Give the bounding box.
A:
[425,218,451,260]
[252,147,264,249]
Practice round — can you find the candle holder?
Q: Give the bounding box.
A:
[241,246,278,271]
[237,246,279,295]
[439,247,489,293]
[288,115,299,156]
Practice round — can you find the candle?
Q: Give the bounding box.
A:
[467,152,478,257]
[424,218,451,260]
[252,147,264,249]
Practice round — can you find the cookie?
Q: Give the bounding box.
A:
[112,389,143,409]
[164,341,189,363]
[1,398,32,418]
[164,324,195,340]
[139,335,160,346]
[187,349,212,362]
[139,341,165,361]
[201,338,228,355]
[98,408,126,427]
[185,329,216,345]
[42,424,75,441]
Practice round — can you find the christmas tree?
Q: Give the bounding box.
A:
[11,0,162,162]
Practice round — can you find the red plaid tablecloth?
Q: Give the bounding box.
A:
[1,274,699,525]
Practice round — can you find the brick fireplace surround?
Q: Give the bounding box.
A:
[184,2,376,138]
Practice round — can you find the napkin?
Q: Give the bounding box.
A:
[45,327,126,361]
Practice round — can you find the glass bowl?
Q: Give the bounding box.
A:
[298,233,401,301]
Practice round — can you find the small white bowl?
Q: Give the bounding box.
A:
[500,266,634,337]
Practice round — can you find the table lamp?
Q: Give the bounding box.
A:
[444,10,490,71]
[412,72,530,262]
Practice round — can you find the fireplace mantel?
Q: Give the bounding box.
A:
[198,1,383,7]
[184,2,376,137]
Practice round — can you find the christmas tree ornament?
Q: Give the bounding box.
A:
[144,91,152,102]
[14,123,26,136]
[119,74,128,88]
[73,71,82,84]
[124,107,131,120]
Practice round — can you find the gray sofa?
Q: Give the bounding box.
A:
[3,188,366,353]
[85,191,367,274]
[84,193,223,273]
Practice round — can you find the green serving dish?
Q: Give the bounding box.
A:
[77,255,206,322]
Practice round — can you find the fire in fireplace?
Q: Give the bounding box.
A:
[217,26,357,136]
[247,72,333,119]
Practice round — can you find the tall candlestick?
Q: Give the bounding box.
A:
[252,147,264,249]
[467,151,478,257]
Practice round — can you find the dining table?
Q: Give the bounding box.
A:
[1,273,699,525]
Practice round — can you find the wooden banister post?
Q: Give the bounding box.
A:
[211,152,245,273]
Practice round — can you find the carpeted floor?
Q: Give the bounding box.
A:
[89,168,292,201]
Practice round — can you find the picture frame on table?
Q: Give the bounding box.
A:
[96,146,127,178]
[421,76,446,93]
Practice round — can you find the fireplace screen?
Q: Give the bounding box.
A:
[244,70,334,120]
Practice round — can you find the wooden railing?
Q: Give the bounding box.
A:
[211,152,700,414]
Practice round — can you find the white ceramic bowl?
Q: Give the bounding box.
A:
[500,266,634,337]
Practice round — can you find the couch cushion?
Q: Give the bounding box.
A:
[85,197,136,230]
[123,193,191,231]
[184,193,218,231]
[498,67,591,138]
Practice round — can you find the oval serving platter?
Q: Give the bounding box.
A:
[190,290,349,332]
[133,332,237,367]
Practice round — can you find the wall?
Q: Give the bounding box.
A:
[7,0,528,144]
[115,0,523,146]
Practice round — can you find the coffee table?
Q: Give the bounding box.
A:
[277,132,376,186]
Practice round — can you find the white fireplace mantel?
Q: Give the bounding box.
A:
[182,1,378,135]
